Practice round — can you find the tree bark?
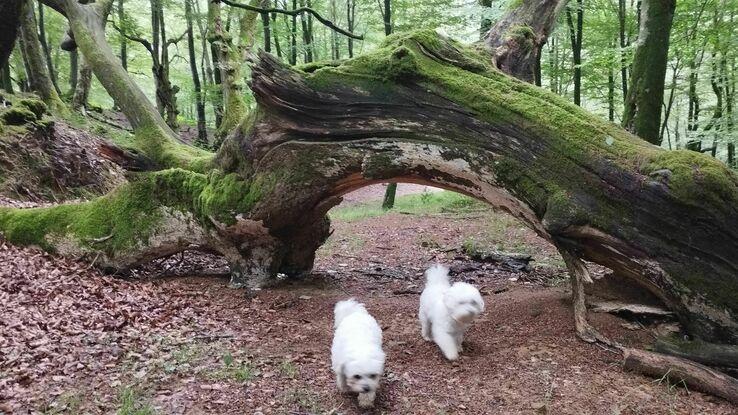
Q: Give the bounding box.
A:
[565,0,582,106]
[5,30,738,347]
[484,0,567,84]
[380,0,396,209]
[0,0,24,68]
[623,348,738,404]
[347,0,355,58]
[118,0,127,71]
[185,0,208,147]
[37,1,60,94]
[622,0,676,144]
[1,62,13,93]
[18,0,67,114]
[618,0,628,99]
[299,0,312,63]
[68,48,78,92]
[71,54,91,111]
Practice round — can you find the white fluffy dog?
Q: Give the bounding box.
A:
[419,264,485,360]
[331,299,385,408]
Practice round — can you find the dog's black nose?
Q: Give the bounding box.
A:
[362,386,371,392]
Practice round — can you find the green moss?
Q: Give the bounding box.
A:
[643,150,738,207]
[506,25,536,52]
[18,98,48,119]
[0,168,275,253]
[0,107,38,125]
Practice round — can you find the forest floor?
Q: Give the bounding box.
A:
[1,186,736,415]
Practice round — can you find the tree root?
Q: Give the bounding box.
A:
[623,348,738,404]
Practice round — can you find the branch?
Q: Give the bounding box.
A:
[109,20,154,55]
[216,0,363,40]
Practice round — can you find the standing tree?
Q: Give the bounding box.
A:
[185,0,208,147]
[565,0,583,106]
[380,0,398,210]
[622,0,676,144]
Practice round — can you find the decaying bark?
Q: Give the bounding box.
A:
[655,337,738,368]
[484,0,567,83]
[2,24,738,355]
[623,348,738,404]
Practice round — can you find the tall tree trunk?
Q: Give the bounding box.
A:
[186,0,208,147]
[618,0,628,99]
[118,0,127,70]
[479,0,493,40]
[381,0,396,209]
[261,11,271,53]
[565,0,582,106]
[37,1,60,94]
[18,0,66,114]
[1,62,14,93]
[484,0,567,85]
[68,48,78,92]
[608,40,615,122]
[346,0,355,58]
[71,54,91,112]
[383,0,392,36]
[0,0,23,68]
[291,0,298,64]
[299,0,312,63]
[622,0,676,144]
[271,12,283,59]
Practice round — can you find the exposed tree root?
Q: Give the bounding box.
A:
[623,348,738,404]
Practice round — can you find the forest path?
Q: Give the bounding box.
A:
[1,201,735,414]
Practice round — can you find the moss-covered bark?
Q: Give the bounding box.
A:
[18,0,68,115]
[2,30,738,344]
[59,0,211,169]
[622,0,676,144]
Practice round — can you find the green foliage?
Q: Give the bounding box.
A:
[117,387,156,415]
[329,190,481,222]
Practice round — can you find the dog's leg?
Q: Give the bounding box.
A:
[335,368,348,392]
[358,390,376,408]
[434,331,459,360]
[420,316,432,341]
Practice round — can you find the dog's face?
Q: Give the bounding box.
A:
[444,282,485,324]
[342,358,384,394]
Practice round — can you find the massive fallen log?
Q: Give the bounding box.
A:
[1,30,738,345]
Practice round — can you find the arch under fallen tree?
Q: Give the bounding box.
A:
[1,30,738,348]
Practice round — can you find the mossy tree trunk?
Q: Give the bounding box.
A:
[4,31,737,346]
[622,0,676,145]
[71,54,91,112]
[0,0,23,68]
[18,0,67,115]
[47,0,207,168]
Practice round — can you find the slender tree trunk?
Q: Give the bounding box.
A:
[18,0,66,114]
[660,61,679,147]
[307,0,315,60]
[618,0,628,99]
[381,0,396,209]
[291,0,298,64]
[118,0,127,70]
[479,0,493,40]
[383,0,392,36]
[0,0,23,68]
[37,2,60,95]
[565,0,582,106]
[71,54,92,112]
[622,0,676,144]
[271,12,283,59]
[186,0,208,147]
[68,49,78,92]
[608,41,615,122]
[261,11,271,53]
[346,0,355,58]
[1,62,13,93]
[210,43,223,127]
[688,57,700,132]
[299,0,312,63]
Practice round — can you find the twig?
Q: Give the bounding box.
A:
[217,0,363,40]
[86,233,114,243]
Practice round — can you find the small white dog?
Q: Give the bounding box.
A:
[419,264,485,360]
[331,299,385,408]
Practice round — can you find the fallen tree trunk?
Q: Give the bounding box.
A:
[655,337,738,369]
[1,30,738,345]
[623,348,738,404]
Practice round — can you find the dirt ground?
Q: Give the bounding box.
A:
[1,191,736,414]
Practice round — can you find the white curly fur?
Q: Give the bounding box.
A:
[419,264,485,360]
[331,299,385,408]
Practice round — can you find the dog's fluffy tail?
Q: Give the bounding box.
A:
[334,298,366,328]
[425,264,450,286]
